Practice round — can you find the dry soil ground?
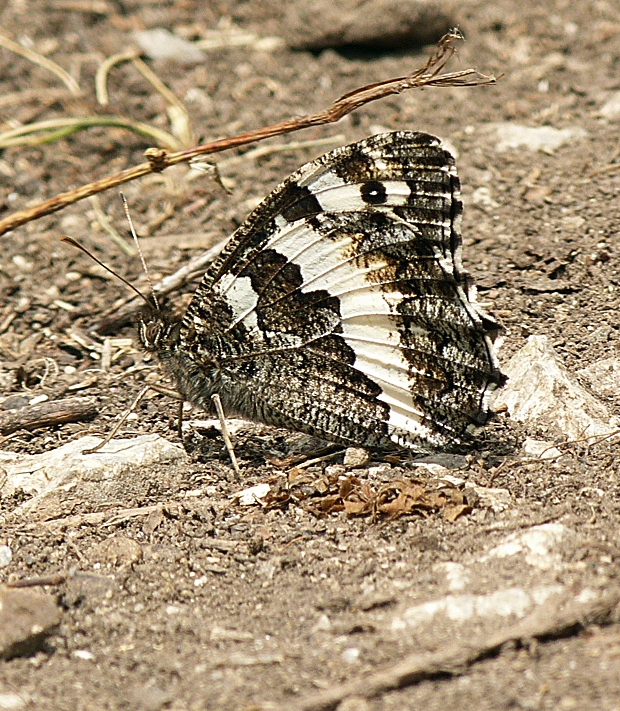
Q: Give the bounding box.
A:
[1,1,620,710]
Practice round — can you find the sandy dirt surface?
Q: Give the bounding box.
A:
[1,1,620,709]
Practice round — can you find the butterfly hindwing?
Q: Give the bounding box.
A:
[175,131,504,451]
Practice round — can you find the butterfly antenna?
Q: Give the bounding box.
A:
[120,192,160,311]
[60,236,154,309]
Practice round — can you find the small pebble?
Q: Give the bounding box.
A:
[0,546,11,569]
[0,692,26,710]
[368,464,391,477]
[324,464,346,477]
[1,395,29,411]
[343,447,369,469]
[134,28,206,64]
[341,647,360,663]
[313,613,332,632]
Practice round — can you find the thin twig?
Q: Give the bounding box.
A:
[17,504,165,532]
[0,29,496,237]
[0,396,97,436]
[212,393,241,478]
[7,574,67,588]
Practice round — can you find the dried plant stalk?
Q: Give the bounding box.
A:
[0,29,496,237]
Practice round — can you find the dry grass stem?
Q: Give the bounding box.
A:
[0,29,496,237]
[0,31,81,95]
[95,50,140,105]
[0,115,181,150]
[81,385,150,454]
[88,195,136,255]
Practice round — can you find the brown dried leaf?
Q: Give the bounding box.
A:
[442,504,473,522]
[314,475,331,494]
[143,506,164,535]
[339,476,359,498]
[312,495,343,514]
[343,499,372,516]
[287,466,307,481]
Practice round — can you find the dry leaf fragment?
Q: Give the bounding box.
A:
[442,504,473,522]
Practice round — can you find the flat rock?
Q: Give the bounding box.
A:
[343,447,369,469]
[577,357,620,399]
[1,434,187,521]
[62,573,117,609]
[494,335,618,439]
[0,587,61,660]
[284,0,453,50]
[480,523,571,570]
[391,585,563,629]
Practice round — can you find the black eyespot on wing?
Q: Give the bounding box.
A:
[360,180,388,205]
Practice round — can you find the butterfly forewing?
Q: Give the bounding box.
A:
[175,132,503,451]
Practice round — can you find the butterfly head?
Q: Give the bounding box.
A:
[137,309,179,354]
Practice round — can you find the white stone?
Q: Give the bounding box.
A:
[437,474,466,487]
[491,122,587,152]
[341,647,360,663]
[471,186,499,208]
[575,588,598,604]
[391,585,563,630]
[368,464,391,477]
[523,438,563,460]
[494,335,619,439]
[409,462,452,478]
[343,447,369,469]
[233,483,271,506]
[0,545,12,568]
[465,483,512,513]
[312,613,332,632]
[577,357,620,399]
[599,91,620,120]
[481,523,569,570]
[188,418,252,435]
[0,692,27,710]
[436,562,469,592]
[133,28,206,64]
[0,435,187,518]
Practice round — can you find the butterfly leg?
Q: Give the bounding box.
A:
[211,394,241,480]
[176,399,184,443]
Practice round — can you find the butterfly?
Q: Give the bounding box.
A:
[138,131,505,453]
